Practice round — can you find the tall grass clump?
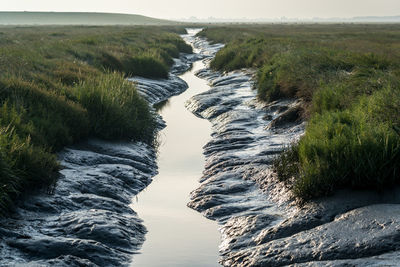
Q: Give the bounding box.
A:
[0,76,90,149]
[0,126,58,213]
[121,56,169,78]
[276,109,400,201]
[73,72,155,142]
[200,24,400,200]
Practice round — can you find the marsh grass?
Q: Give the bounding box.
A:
[73,72,155,142]
[201,24,400,200]
[0,25,191,211]
[0,126,58,213]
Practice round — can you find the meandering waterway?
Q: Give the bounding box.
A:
[131,57,220,267]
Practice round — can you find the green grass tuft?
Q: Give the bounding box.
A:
[73,72,155,142]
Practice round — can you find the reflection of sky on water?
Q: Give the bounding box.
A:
[131,60,220,267]
[153,99,171,112]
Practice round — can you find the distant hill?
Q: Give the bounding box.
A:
[0,12,178,25]
[180,15,400,23]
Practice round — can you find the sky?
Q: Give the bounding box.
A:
[1,0,399,20]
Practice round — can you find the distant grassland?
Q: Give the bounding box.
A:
[0,25,192,212]
[199,24,400,201]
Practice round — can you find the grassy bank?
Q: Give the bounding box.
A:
[0,25,192,212]
[199,24,400,201]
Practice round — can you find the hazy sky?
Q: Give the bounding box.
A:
[1,0,399,19]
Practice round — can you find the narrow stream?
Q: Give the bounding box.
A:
[0,28,394,267]
[130,59,220,266]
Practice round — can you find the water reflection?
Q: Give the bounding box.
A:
[153,99,171,112]
[130,60,220,267]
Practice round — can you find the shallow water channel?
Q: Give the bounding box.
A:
[130,59,220,266]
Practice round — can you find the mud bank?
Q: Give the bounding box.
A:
[187,36,400,266]
[0,33,198,266]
